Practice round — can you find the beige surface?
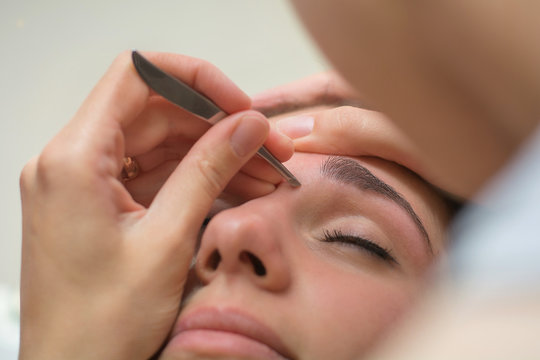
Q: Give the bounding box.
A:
[0,0,327,288]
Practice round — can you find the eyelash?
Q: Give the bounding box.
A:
[322,229,398,265]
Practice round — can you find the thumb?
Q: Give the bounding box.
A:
[143,110,270,241]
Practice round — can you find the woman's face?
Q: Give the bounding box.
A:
[158,117,451,359]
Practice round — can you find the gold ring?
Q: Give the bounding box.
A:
[121,156,140,182]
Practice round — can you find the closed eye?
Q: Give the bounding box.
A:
[322,229,398,265]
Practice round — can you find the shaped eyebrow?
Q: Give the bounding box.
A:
[321,156,433,253]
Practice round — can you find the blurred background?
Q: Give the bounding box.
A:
[0,0,327,357]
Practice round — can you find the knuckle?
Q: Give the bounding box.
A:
[196,58,213,71]
[36,145,64,177]
[191,59,215,86]
[35,143,87,184]
[333,106,370,135]
[195,156,228,198]
[336,106,363,126]
[321,106,355,137]
[19,156,38,192]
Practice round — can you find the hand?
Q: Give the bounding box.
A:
[291,1,540,197]
[254,72,467,200]
[19,51,292,360]
[121,56,292,207]
[252,71,365,115]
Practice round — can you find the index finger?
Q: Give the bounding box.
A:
[51,51,251,181]
[79,50,251,131]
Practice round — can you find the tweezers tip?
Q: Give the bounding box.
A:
[288,177,301,187]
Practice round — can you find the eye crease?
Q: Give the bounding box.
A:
[322,229,399,265]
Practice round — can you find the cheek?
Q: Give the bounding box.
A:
[297,268,417,357]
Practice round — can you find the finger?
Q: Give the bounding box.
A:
[131,139,194,173]
[234,156,283,185]
[129,129,286,185]
[262,121,295,162]
[224,172,276,200]
[125,98,292,175]
[140,51,251,115]
[125,132,286,201]
[126,158,278,208]
[124,160,179,207]
[123,97,211,156]
[135,141,283,184]
[49,51,251,182]
[128,105,292,183]
[143,110,270,242]
[280,106,425,175]
[126,101,292,177]
[124,52,258,155]
[236,122,294,184]
[40,51,149,185]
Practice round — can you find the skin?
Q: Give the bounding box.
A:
[289,0,540,198]
[157,106,452,360]
[252,73,450,201]
[19,54,453,359]
[282,3,540,358]
[20,0,540,357]
[18,51,293,360]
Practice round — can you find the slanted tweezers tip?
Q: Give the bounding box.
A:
[288,177,301,187]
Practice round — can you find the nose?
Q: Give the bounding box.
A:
[196,204,292,292]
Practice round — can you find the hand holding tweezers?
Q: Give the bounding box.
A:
[131,51,300,187]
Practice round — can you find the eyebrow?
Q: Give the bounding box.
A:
[321,156,433,253]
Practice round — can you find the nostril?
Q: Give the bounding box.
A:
[241,251,267,277]
[207,249,221,271]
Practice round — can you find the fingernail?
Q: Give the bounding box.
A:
[230,114,268,157]
[277,115,314,139]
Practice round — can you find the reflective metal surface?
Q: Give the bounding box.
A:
[132,50,300,187]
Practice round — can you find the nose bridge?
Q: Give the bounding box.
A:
[196,200,292,292]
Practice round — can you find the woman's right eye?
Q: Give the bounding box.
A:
[322,229,398,265]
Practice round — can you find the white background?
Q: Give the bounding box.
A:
[0,0,326,290]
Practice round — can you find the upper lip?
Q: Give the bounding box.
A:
[172,307,294,359]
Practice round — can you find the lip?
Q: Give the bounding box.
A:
[165,307,293,359]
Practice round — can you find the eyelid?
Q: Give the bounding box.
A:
[322,229,399,265]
